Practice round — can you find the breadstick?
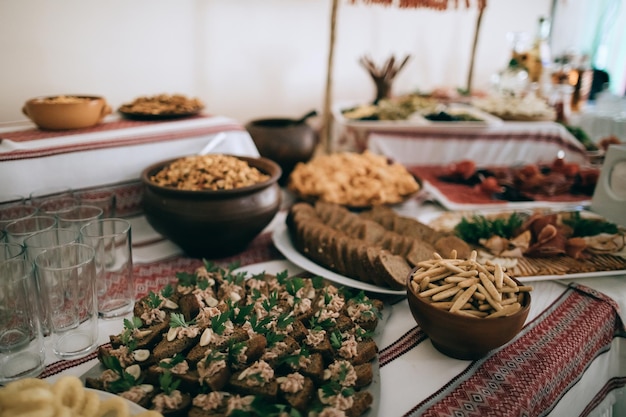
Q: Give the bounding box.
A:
[412,266,446,281]
[457,277,479,288]
[494,263,504,289]
[440,261,466,274]
[479,272,502,302]
[431,286,461,301]
[449,284,478,313]
[476,283,503,311]
[419,282,456,298]
[486,303,522,318]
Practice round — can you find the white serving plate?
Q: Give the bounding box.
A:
[420,103,504,127]
[334,102,503,130]
[271,222,406,296]
[87,388,148,414]
[421,180,591,211]
[427,209,626,283]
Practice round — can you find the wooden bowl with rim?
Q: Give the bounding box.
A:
[406,266,531,360]
[22,95,111,130]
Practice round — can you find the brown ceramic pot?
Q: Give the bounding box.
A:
[22,95,112,130]
[406,267,531,360]
[245,118,318,185]
[141,155,282,259]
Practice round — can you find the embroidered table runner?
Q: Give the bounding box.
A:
[380,283,625,417]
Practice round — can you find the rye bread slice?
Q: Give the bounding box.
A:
[434,234,472,259]
[281,374,315,412]
[346,390,374,417]
[405,239,437,267]
[374,250,411,290]
[331,234,349,275]
[356,220,387,245]
[362,247,387,287]
[392,215,442,244]
[354,242,374,284]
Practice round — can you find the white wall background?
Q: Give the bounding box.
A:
[0,0,564,125]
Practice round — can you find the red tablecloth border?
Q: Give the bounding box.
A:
[1,115,210,142]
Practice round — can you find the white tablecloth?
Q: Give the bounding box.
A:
[333,107,590,166]
[0,114,259,199]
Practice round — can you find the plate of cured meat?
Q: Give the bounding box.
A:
[428,208,626,282]
[409,158,600,211]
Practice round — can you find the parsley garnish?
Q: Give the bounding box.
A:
[170,312,195,328]
[159,371,181,395]
[285,277,305,297]
[276,270,289,285]
[454,213,524,244]
[203,349,226,365]
[226,340,247,366]
[330,331,343,349]
[249,315,273,335]
[210,312,230,335]
[311,276,325,289]
[563,211,619,237]
[102,356,142,394]
[229,302,254,325]
[265,330,286,347]
[160,284,174,299]
[176,271,197,288]
[262,291,279,312]
[146,291,162,309]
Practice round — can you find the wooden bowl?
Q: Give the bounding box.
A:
[22,95,111,130]
[141,155,282,258]
[406,267,531,360]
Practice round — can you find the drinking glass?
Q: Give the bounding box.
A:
[5,215,57,246]
[0,242,25,261]
[0,204,38,232]
[57,205,103,232]
[0,258,46,383]
[80,219,134,318]
[35,243,99,360]
[23,228,81,336]
[38,197,81,218]
[29,186,74,207]
[76,190,116,218]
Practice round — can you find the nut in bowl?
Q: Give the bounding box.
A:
[141,154,282,258]
[406,250,532,360]
[22,95,112,130]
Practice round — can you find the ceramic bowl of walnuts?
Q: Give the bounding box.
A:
[141,154,282,258]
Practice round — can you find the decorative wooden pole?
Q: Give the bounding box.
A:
[466,3,486,93]
[320,0,340,155]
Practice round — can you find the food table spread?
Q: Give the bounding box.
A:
[34,195,626,417]
[1,112,624,416]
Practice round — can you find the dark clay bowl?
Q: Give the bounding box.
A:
[141,155,282,258]
[406,267,531,360]
[245,118,319,185]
